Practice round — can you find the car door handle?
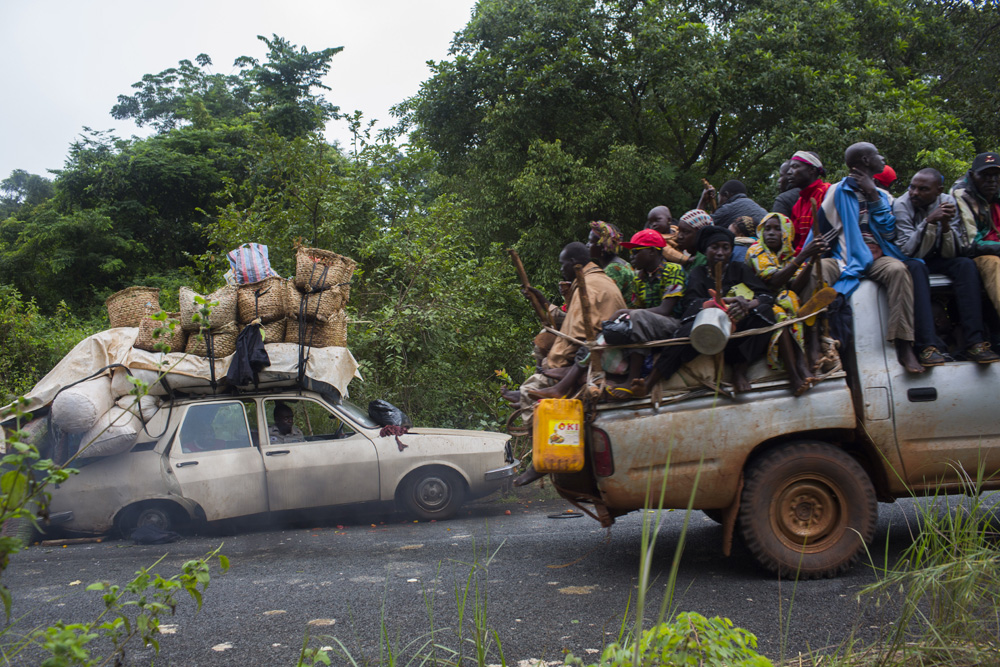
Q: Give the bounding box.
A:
[176,461,198,468]
[266,450,290,456]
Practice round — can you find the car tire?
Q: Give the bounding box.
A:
[399,468,465,521]
[117,502,185,538]
[738,441,877,579]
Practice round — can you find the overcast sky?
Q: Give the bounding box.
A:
[0,0,478,180]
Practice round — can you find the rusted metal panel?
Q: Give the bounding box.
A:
[595,379,855,511]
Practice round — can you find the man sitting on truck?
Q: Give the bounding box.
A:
[951,152,1000,318]
[807,142,941,373]
[894,168,1000,363]
[507,242,627,406]
[603,228,685,398]
[786,150,830,254]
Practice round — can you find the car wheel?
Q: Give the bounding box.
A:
[738,442,877,579]
[118,502,185,538]
[400,468,465,521]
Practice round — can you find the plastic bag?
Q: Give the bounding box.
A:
[368,399,412,428]
[601,314,632,346]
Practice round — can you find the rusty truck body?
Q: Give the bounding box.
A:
[551,277,1000,578]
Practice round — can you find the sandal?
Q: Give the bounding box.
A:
[604,386,634,401]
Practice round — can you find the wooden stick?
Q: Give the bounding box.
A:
[810,197,824,297]
[508,249,553,327]
[700,178,718,213]
[572,264,602,373]
[40,537,104,546]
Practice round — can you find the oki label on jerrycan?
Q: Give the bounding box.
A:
[532,398,585,473]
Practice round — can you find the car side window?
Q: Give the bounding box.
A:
[264,399,357,445]
[178,403,252,453]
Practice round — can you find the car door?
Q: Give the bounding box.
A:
[260,397,380,511]
[169,401,269,521]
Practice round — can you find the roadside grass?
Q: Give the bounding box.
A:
[803,465,1000,667]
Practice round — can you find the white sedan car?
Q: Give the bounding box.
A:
[46,391,517,535]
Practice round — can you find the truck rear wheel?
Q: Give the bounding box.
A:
[738,442,877,579]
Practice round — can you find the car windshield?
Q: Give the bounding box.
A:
[336,398,380,429]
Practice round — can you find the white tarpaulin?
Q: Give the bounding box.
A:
[9,327,361,415]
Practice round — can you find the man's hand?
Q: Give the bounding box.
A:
[799,237,830,260]
[521,286,549,309]
[558,280,572,302]
[850,167,879,201]
[611,308,631,320]
[928,201,956,230]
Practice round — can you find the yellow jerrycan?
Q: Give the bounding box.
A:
[532,398,585,473]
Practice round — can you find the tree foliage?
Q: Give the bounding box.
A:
[404,0,988,282]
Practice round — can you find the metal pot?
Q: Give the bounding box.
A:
[690,308,732,355]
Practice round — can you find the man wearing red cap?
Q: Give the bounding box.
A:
[601,229,686,396]
[786,150,831,254]
[952,152,1000,316]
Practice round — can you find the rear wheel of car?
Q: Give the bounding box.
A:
[738,442,877,579]
[399,468,465,521]
[117,502,185,538]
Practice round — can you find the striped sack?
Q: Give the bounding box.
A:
[226,243,280,285]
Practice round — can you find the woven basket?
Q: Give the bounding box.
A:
[184,321,238,358]
[284,311,347,348]
[134,311,188,353]
[239,319,286,344]
[106,286,160,328]
[179,286,237,332]
[285,281,345,321]
[237,277,287,325]
[294,247,356,291]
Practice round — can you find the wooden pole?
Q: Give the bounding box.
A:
[572,263,602,374]
[508,249,554,327]
[700,178,718,213]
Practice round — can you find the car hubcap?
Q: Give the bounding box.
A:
[771,477,844,552]
[415,476,450,511]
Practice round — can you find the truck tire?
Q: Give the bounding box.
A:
[399,468,465,521]
[738,442,877,579]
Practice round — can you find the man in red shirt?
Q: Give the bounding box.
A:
[786,151,831,254]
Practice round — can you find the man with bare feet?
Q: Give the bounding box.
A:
[603,229,685,398]
[808,142,938,373]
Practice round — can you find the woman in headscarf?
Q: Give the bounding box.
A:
[746,212,829,379]
[745,213,818,394]
[675,209,714,275]
[587,220,634,302]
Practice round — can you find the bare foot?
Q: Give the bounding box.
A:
[630,378,650,398]
[732,365,752,393]
[895,340,925,374]
[793,376,818,397]
[501,387,522,403]
[527,385,565,400]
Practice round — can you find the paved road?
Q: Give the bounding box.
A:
[4,491,931,666]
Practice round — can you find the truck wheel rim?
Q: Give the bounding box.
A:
[770,476,845,552]
[415,476,450,511]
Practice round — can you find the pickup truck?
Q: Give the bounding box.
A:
[550,277,998,578]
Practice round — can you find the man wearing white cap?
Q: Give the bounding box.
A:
[786,150,830,254]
